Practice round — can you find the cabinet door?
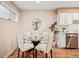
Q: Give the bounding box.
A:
[57,33,66,48]
[66,34,78,48]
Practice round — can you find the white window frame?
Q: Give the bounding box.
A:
[0,2,18,22]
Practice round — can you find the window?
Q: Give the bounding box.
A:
[0,4,9,19]
[58,13,79,25]
[9,10,17,22]
[0,3,17,22]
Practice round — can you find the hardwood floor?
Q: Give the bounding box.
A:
[8,47,79,58]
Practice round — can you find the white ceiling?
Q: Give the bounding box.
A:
[13,1,79,11]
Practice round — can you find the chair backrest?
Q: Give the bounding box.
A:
[42,32,49,40]
[24,32,31,39]
[46,31,54,53]
[17,33,24,49]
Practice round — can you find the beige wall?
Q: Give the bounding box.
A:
[0,2,20,57]
[19,10,57,33]
[0,20,18,57]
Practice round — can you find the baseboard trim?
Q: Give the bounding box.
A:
[4,47,17,58]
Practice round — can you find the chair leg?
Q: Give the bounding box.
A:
[17,48,20,57]
[26,51,28,57]
[46,53,48,58]
[35,49,37,58]
[33,48,35,58]
[22,52,24,58]
[50,49,53,58]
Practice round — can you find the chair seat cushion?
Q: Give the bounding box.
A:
[35,44,47,53]
[20,43,34,52]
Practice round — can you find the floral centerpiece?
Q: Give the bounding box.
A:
[49,22,59,34]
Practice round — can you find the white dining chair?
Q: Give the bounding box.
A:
[24,32,32,43]
[17,33,34,58]
[32,31,42,41]
[35,31,54,58]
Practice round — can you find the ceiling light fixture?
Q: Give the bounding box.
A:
[36,0,40,4]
